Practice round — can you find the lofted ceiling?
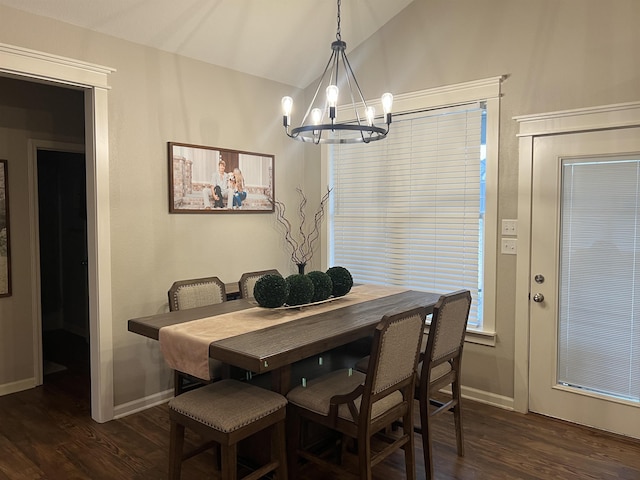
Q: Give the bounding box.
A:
[0,0,414,89]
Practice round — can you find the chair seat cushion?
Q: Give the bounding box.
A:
[168,379,286,433]
[286,369,404,421]
[417,361,451,382]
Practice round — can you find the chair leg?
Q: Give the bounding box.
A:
[273,420,288,480]
[357,431,373,480]
[286,409,301,479]
[168,420,185,480]
[453,379,465,457]
[220,443,237,480]
[402,409,417,480]
[419,392,435,480]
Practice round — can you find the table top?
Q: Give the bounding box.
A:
[128,298,254,340]
[208,289,440,374]
[127,288,440,375]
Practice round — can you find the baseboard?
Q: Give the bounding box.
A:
[0,377,36,397]
[461,385,514,410]
[435,384,514,410]
[113,388,174,419]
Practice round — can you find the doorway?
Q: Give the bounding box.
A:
[2,42,114,422]
[515,102,640,439]
[529,127,640,438]
[37,150,90,394]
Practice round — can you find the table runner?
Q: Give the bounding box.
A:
[159,284,408,380]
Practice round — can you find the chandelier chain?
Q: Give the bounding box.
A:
[336,0,341,41]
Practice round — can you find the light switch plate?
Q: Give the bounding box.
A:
[501,219,518,236]
[501,238,517,255]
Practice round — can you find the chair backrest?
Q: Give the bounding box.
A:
[358,306,427,419]
[423,290,472,369]
[168,276,227,312]
[238,269,281,299]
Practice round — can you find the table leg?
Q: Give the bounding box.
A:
[271,365,292,394]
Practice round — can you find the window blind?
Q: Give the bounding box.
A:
[559,157,640,402]
[329,104,484,327]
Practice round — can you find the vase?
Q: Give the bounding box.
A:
[296,263,307,275]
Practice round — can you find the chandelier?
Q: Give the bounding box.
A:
[281,0,393,144]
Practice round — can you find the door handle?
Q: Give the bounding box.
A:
[533,293,544,303]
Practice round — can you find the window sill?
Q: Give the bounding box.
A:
[465,328,496,346]
[424,324,496,347]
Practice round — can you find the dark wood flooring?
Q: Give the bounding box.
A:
[1,363,639,480]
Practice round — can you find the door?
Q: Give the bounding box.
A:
[529,126,640,438]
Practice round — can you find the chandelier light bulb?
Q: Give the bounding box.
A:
[381,93,394,115]
[365,106,376,126]
[311,108,323,125]
[326,85,339,107]
[281,96,293,116]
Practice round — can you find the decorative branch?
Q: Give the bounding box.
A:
[272,187,332,266]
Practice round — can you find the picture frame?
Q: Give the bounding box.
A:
[169,142,274,213]
[0,159,11,297]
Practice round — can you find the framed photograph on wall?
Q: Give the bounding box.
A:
[169,142,275,213]
[0,159,11,297]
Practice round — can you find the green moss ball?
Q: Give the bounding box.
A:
[306,271,333,302]
[286,274,315,306]
[253,274,289,308]
[326,266,353,297]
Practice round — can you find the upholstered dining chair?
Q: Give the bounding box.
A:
[238,269,281,300]
[352,290,471,479]
[168,379,288,480]
[168,276,227,311]
[168,276,227,395]
[416,289,471,480]
[286,306,427,480]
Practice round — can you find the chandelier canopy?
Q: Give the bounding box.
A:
[281,0,393,144]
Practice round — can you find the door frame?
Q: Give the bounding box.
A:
[513,101,640,413]
[0,42,116,423]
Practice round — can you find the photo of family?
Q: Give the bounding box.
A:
[169,143,274,213]
[0,159,11,297]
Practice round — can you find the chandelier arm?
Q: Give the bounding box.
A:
[340,53,364,129]
[300,51,337,127]
[332,47,340,95]
[340,62,369,144]
[341,50,369,117]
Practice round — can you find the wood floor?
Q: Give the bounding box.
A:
[1,363,639,480]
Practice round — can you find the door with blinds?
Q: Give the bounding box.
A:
[529,126,640,438]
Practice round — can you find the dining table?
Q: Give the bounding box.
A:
[127,284,442,394]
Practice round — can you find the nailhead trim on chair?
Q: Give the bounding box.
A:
[168,379,287,433]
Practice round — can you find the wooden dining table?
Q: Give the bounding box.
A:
[127,285,441,394]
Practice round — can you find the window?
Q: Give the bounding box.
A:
[559,156,640,401]
[325,77,501,342]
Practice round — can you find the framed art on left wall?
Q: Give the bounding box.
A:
[0,159,11,297]
[169,142,275,213]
